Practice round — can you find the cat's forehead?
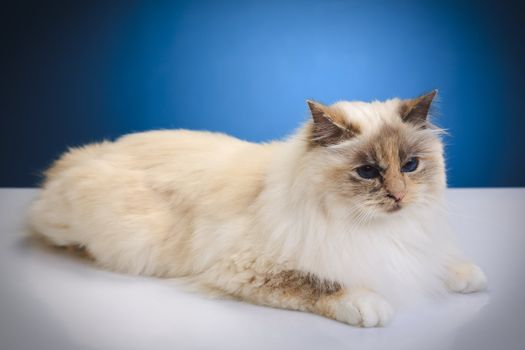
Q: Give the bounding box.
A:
[325,99,442,164]
[330,98,404,134]
[353,124,414,166]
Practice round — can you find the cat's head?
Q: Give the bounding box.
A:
[303,91,445,220]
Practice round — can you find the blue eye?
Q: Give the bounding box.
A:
[356,165,380,179]
[401,157,419,173]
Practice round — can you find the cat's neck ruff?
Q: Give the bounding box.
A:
[257,131,453,307]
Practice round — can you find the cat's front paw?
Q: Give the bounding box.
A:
[446,262,487,293]
[333,290,393,327]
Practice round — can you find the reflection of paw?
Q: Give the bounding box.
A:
[446,262,487,293]
[334,290,393,327]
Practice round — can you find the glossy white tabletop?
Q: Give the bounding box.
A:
[1,188,524,350]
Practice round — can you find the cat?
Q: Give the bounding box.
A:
[29,91,487,327]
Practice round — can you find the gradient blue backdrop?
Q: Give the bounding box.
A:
[2,0,524,187]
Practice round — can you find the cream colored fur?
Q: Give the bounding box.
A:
[29,97,487,327]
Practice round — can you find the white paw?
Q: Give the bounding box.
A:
[334,290,394,327]
[446,262,487,293]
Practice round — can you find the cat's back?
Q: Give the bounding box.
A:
[112,129,279,186]
[44,129,274,182]
[114,129,260,170]
[116,129,249,155]
[40,129,281,217]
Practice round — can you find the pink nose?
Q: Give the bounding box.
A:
[387,191,406,202]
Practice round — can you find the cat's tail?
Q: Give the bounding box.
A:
[28,184,76,247]
[28,142,111,247]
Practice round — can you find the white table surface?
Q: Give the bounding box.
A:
[1,188,524,350]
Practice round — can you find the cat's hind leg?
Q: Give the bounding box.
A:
[28,155,175,277]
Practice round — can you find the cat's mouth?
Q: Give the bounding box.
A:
[383,201,403,213]
[387,204,402,212]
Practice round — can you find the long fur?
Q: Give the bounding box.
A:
[28,95,486,327]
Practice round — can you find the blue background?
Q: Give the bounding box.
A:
[2,0,524,187]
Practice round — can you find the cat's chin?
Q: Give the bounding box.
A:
[369,202,413,221]
[351,200,414,222]
[348,206,403,225]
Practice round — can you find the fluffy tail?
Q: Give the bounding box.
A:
[28,184,76,247]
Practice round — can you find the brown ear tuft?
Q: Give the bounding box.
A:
[307,100,358,147]
[400,90,437,126]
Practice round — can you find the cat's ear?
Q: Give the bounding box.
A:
[307,100,358,147]
[399,90,437,127]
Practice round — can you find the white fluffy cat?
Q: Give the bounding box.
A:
[29,91,486,327]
